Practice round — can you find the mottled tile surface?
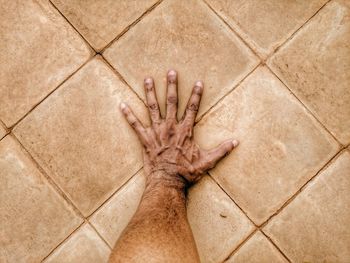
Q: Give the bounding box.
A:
[1,0,349,261]
[226,231,287,263]
[0,0,92,127]
[51,0,158,50]
[104,0,258,120]
[187,176,254,263]
[44,224,110,263]
[91,175,254,263]
[269,0,350,144]
[90,172,146,247]
[206,0,327,57]
[0,136,82,263]
[14,57,148,216]
[264,151,350,262]
[194,67,339,225]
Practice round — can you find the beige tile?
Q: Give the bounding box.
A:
[91,174,254,263]
[0,136,82,263]
[194,66,339,225]
[0,0,92,127]
[264,151,350,262]
[226,231,287,263]
[104,0,258,120]
[187,176,254,263]
[0,123,7,139]
[44,224,110,263]
[268,0,350,145]
[14,57,148,216]
[51,0,158,51]
[90,172,146,247]
[206,0,327,58]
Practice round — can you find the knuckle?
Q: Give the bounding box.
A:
[167,95,177,104]
[149,103,158,111]
[145,85,153,92]
[187,103,199,112]
[130,121,137,128]
[168,78,177,84]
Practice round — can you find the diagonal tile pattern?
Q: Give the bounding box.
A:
[90,171,146,247]
[205,0,328,58]
[0,0,349,261]
[264,151,350,262]
[103,0,259,120]
[194,67,339,225]
[91,174,255,263]
[0,136,82,262]
[187,176,254,263]
[14,57,148,216]
[225,231,288,263]
[51,0,158,51]
[0,0,92,127]
[268,0,350,145]
[44,224,110,263]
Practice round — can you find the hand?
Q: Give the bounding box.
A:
[120,70,238,186]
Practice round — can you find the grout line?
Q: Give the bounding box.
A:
[100,56,148,109]
[260,230,292,262]
[208,150,345,260]
[87,221,113,250]
[209,173,287,262]
[266,65,343,147]
[41,221,85,262]
[0,120,10,141]
[41,220,113,261]
[222,228,258,262]
[260,148,346,229]
[208,173,258,227]
[100,0,164,53]
[10,117,143,223]
[86,166,143,219]
[48,0,97,52]
[9,56,95,131]
[11,133,85,219]
[0,134,7,142]
[265,0,332,61]
[3,1,339,261]
[202,0,331,64]
[201,0,263,61]
[12,131,142,259]
[195,62,261,125]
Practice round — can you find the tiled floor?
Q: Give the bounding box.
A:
[0,0,349,262]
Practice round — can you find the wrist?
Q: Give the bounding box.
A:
[145,169,187,192]
[135,170,188,222]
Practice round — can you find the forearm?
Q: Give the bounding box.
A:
[112,70,237,262]
[109,171,200,263]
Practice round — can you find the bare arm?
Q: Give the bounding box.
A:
[109,70,238,263]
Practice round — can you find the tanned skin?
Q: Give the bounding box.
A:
[109,70,239,263]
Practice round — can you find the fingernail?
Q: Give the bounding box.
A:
[120,102,127,110]
[144,77,153,85]
[168,69,177,76]
[232,140,239,147]
[194,81,203,94]
[167,70,177,83]
[195,80,203,87]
